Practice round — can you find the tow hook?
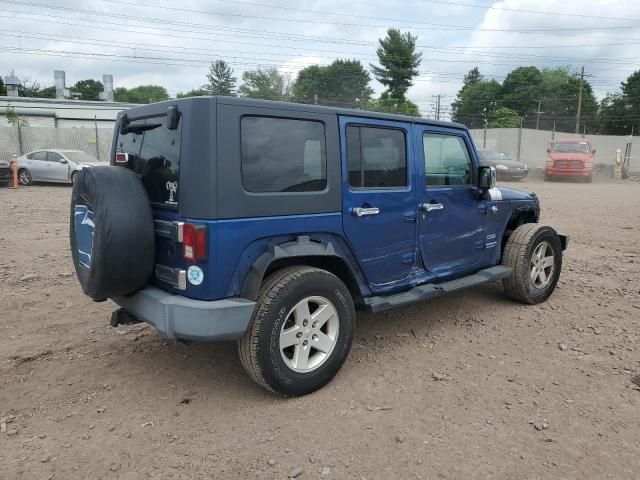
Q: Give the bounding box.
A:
[110,308,143,327]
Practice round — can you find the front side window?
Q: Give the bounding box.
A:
[423,133,472,186]
[29,151,47,161]
[47,152,63,162]
[241,116,327,193]
[346,125,407,188]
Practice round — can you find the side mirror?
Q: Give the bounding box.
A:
[546,148,551,154]
[478,165,496,190]
[59,158,68,164]
[167,105,180,130]
[592,149,596,154]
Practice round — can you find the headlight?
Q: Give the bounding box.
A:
[496,164,509,170]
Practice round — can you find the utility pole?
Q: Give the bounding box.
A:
[535,99,544,130]
[575,66,585,134]
[435,94,441,121]
[516,117,523,162]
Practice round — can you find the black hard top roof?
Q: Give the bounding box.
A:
[120,95,467,131]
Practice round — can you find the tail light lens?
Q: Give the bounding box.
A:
[183,223,207,262]
[115,152,129,163]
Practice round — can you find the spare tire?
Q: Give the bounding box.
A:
[69,166,155,301]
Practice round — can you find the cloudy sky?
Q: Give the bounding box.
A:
[1,0,639,118]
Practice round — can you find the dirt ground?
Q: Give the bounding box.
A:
[1,176,639,480]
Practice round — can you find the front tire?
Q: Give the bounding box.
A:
[501,224,563,304]
[238,266,355,396]
[18,169,32,185]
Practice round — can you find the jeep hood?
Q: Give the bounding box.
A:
[497,186,537,202]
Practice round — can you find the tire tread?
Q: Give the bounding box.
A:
[238,266,325,394]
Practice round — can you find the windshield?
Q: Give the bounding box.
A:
[480,150,512,162]
[65,152,99,164]
[552,142,590,153]
[116,117,181,208]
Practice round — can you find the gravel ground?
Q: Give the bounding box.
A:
[1,177,639,480]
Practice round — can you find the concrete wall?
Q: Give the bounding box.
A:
[469,128,637,171]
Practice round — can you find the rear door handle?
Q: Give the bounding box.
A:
[421,202,444,213]
[352,206,380,217]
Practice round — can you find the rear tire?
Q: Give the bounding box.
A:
[501,224,563,304]
[18,169,32,186]
[238,266,355,396]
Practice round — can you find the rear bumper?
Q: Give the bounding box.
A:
[113,287,256,341]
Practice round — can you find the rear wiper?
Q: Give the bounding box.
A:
[122,122,162,135]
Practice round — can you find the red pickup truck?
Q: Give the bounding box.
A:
[545,139,594,182]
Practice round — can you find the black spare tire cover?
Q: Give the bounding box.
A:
[69,166,155,301]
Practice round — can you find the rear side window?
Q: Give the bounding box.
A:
[241,116,327,193]
[346,126,407,188]
[117,118,181,207]
[423,133,472,186]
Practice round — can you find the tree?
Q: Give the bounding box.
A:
[488,107,520,128]
[462,67,482,87]
[17,78,41,97]
[0,77,5,96]
[5,105,29,127]
[202,60,237,96]
[451,79,502,128]
[239,68,291,100]
[599,70,640,135]
[370,28,422,101]
[291,59,373,107]
[114,85,170,103]
[72,79,104,101]
[367,92,420,116]
[536,67,597,132]
[35,86,56,98]
[177,88,209,98]
[500,66,544,118]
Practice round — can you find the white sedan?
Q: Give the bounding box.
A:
[16,149,103,185]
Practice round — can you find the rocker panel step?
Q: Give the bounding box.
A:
[364,266,513,313]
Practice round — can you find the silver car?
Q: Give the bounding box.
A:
[16,149,103,185]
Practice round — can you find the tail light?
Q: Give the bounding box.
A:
[115,152,129,163]
[183,223,207,262]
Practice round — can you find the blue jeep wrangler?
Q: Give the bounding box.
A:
[70,97,568,396]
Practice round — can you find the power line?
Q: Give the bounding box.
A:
[2,0,640,38]
[413,0,640,22]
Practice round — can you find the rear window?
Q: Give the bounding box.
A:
[116,118,181,207]
[241,116,327,193]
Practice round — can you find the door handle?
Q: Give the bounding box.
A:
[421,202,444,213]
[352,206,380,217]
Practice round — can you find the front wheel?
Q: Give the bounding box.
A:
[18,169,32,185]
[501,224,563,304]
[238,266,355,396]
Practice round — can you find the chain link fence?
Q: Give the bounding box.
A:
[0,125,113,163]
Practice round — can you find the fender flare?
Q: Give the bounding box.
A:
[240,236,363,301]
